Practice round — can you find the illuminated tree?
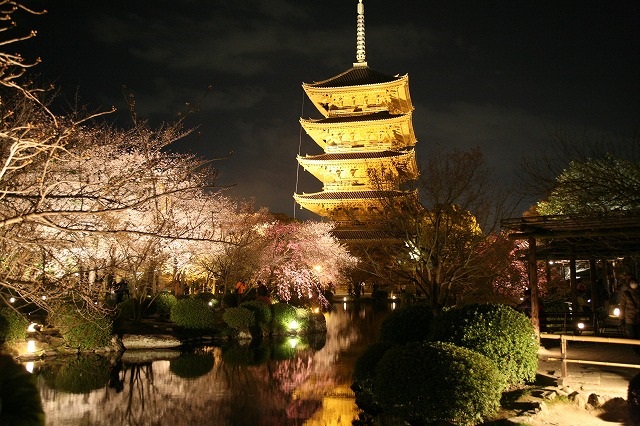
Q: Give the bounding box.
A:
[370,147,512,313]
[254,221,357,306]
[537,154,640,215]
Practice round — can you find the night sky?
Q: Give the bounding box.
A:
[14,0,640,220]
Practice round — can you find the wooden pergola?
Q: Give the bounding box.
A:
[501,211,640,335]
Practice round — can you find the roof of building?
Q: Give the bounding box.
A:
[304,111,403,124]
[300,150,413,162]
[304,66,403,88]
[295,190,413,201]
[501,210,640,259]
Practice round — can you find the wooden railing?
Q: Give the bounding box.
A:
[539,311,623,336]
[540,333,640,384]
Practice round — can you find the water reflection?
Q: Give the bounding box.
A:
[31,301,393,425]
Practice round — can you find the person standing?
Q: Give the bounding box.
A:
[619,277,640,354]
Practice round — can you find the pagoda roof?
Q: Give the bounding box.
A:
[303,66,403,89]
[300,150,412,162]
[303,111,402,124]
[295,190,413,201]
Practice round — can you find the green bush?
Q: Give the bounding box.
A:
[222,307,255,332]
[170,351,214,379]
[151,292,178,316]
[0,307,29,342]
[41,355,110,394]
[352,341,395,417]
[374,341,503,425]
[378,303,433,345]
[433,303,539,388]
[170,298,218,330]
[48,304,113,350]
[270,302,298,334]
[240,300,272,330]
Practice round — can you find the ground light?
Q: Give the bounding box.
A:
[287,319,300,332]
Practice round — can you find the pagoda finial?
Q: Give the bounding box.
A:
[354,0,367,67]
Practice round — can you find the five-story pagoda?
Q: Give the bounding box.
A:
[294,0,418,239]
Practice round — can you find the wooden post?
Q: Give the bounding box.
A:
[528,237,540,338]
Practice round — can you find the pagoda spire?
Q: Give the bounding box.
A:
[354,0,367,67]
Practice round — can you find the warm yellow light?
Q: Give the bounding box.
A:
[577,322,585,330]
[27,340,36,353]
[25,362,34,373]
[27,323,38,332]
[313,265,322,273]
[41,295,46,301]
[287,320,300,331]
[343,297,347,302]
[312,307,320,314]
[392,302,396,310]
[288,337,299,348]
[9,297,15,303]
[614,307,620,317]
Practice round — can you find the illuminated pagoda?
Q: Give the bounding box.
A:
[294,0,418,239]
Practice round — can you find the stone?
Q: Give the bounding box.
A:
[121,334,181,349]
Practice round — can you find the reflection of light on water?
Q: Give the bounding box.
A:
[25,362,34,373]
[27,340,36,353]
[343,303,347,311]
[392,302,396,310]
[288,337,299,348]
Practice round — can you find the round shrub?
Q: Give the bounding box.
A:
[222,307,255,332]
[374,341,504,425]
[0,307,29,342]
[378,303,433,345]
[151,292,178,316]
[48,304,113,350]
[352,341,395,417]
[270,302,298,334]
[170,298,218,330]
[433,303,538,388]
[240,300,272,330]
[42,355,110,394]
[170,351,215,379]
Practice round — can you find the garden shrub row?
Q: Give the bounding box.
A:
[48,303,113,350]
[353,302,539,425]
[0,307,29,342]
[221,301,325,337]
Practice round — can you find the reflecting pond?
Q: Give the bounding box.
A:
[28,301,396,426]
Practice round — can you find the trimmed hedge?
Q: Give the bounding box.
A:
[48,304,113,350]
[270,302,299,334]
[0,307,29,342]
[222,307,255,332]
[374,341,504,425]
[170,298,218,330]
[239,300,272,330]
[151,292,178,316]
[433,303,539,388]
[378,303,433,345]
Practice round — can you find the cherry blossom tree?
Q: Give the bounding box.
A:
[253,221,357,307]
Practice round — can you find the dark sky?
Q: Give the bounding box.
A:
[15,0,640,219]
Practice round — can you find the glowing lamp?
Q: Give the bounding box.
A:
[9,297,15,303]
[288,337,299,348]
[577,322,585,330]
[614,307,620,317]
[287,320,300,331]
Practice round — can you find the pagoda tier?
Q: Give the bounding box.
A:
[300,111,416,153]
[302,67,413,118]
[293,189,418,224]
[297,149,418,191]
